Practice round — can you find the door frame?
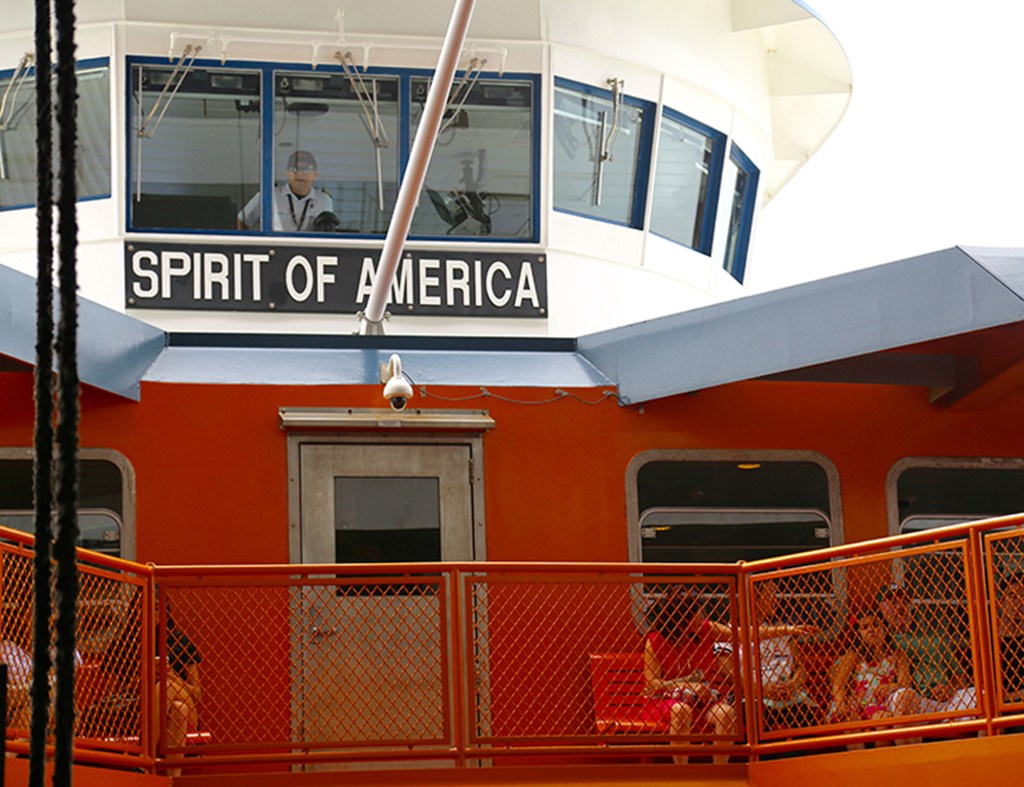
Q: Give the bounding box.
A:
[282,408,492,564]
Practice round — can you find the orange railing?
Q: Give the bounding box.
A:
[3,516,1024,773]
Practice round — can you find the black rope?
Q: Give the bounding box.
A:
[52,0,80,782]
[28,0,55,781]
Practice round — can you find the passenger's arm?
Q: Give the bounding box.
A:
[831,652,856,718]
[643,638,665,694]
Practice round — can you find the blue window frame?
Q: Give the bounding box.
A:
[552,77,654,229]
[126,56,539,242]
[410,74,537,240]
[648,107,725,255]
[0,58,111,212]
[722,143,759,282]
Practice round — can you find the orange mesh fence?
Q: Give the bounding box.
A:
[6,519,1024,770]
[983,527,1024,723]
[461,567,745,759]
[747,534,983,748]
[0,530,151,765]
[154,568,453,759]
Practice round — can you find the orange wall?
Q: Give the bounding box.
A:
[1,371,1022,566]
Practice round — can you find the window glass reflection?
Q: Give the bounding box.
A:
[552,82,645,226]
[130,65,260,230]
[0,64,110,210]
[649,112,718,252]
[264,71,399,234]
[410,77,533,239]
[723,145,758,282]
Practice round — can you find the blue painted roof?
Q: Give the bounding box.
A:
[0,265,165,400]
[577,246,1024,404]
[144,345,611,388]
[4,246,1024,403]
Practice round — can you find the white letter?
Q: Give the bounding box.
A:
[446,259,470,306]
[485,261,513,307]
[286,255,314,302]
[243,254,269,301]
[474,259,483,306]
[233,254,242,300]
[356,257,379,304]
[203,253,230,301]
[131,251,159,299]
[514,262,540,308]
[391,255,413,305]
[160,251,192,299]
[419,258,441,306]
[316,256,337,303]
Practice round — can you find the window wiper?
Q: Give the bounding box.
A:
[337,50,391,212]
[595,77,624,207]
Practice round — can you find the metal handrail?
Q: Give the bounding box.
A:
[2,515,1023,773]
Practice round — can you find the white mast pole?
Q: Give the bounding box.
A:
[358,0,477,335]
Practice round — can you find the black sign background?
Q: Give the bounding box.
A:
[124,242,548,318]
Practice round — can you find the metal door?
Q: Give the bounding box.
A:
[294,442,475,765]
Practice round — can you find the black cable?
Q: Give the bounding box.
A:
[28,0,54,782]
[52,0,80,782]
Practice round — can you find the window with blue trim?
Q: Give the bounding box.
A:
[130,65,261,230]
[260,71,400,234]
[722,144,759,282]
[0,60,110,211]
[552,78,651,227]
[648,109,723,254]
[411,77,534,239]
[127,57,537,240]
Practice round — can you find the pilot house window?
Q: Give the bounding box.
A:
[552,78,652,228]
[648,109,724,255]
[126,58,537,240]
[0,59,111,211]
[130,65,261,231]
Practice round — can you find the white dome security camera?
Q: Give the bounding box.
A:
[380,354,414,411]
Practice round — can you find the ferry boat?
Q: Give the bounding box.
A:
[2,1,1024,785]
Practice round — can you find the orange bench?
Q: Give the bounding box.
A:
[589,652,664,734]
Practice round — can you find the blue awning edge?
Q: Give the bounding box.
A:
[577,247,1024,405]
[0,265,166,401]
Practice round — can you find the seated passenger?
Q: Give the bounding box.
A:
[0,637,33,727]
[876,584,977,719]
[160,610,202,753]
[997,572,1024,703]
[830,610,911,733]
[237,149,333,232]
[641,587,738,764]
[750,579,817,731]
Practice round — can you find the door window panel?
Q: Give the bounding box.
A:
[333,476,441,563]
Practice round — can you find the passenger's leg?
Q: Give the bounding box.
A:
[670,701,694,765]
[706,701,737,764]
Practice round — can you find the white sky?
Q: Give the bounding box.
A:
[746,0,1024,293]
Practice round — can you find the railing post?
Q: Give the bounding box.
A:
[142,572,158,765]
[736,563,758,759]
[1,662,7,782]
[968,529,997,735]
[449,567,468,766]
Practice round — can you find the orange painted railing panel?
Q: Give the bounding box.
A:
[3,516,1024,773]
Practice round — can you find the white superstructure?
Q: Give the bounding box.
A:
[0,0,850,336]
